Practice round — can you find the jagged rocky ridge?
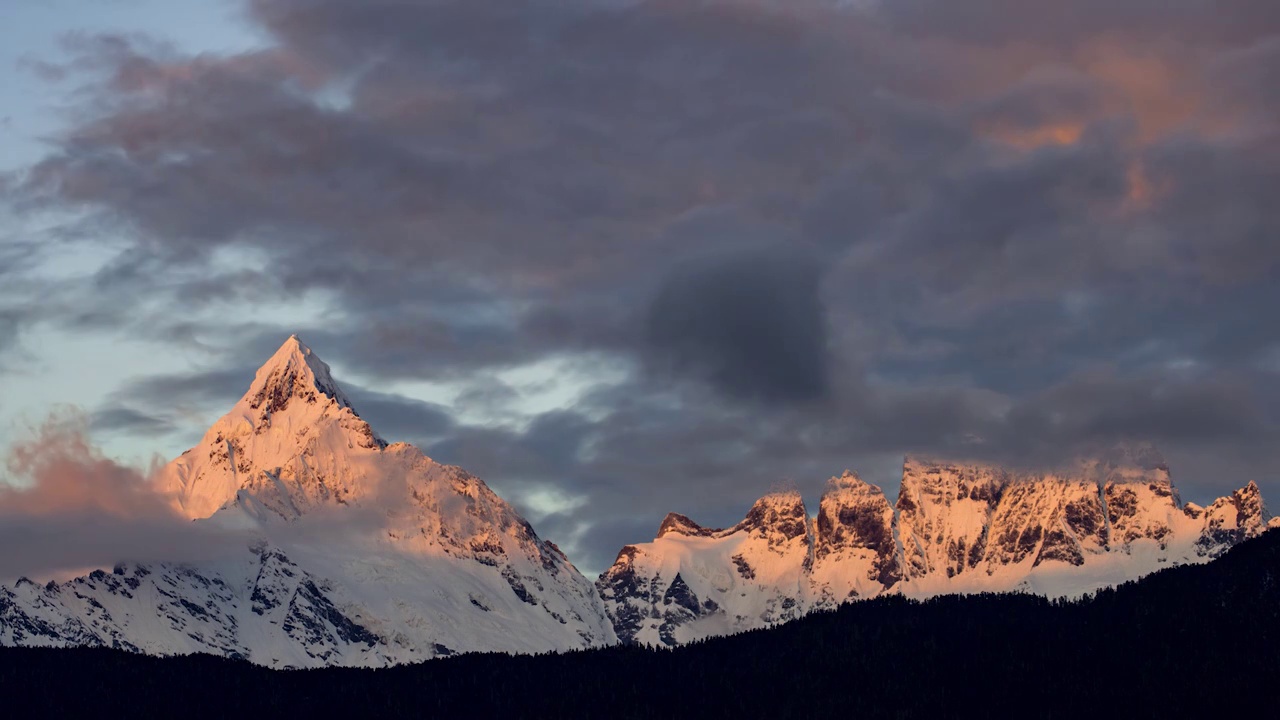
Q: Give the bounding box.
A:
[598,458,1278,645]
[0,337,615,666]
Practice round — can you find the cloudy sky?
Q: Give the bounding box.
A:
[2,0,1278,575]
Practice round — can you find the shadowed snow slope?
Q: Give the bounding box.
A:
[1,336,615,667]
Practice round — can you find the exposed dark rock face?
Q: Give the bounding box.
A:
[897,459,1011,580]
[596,493,812,646]
[734,493,810,549]
[663,574,700,615]
[1035,529,1085,567]
[1196,482,1270,558]
[658,513,717,538]
[594,547,655,645]
[283,579,379,660]
[250,367,316,417]
[1107,486,1140,533]
[657,574,707,646]
[813,472,901,590]
[1064,497,1105,544]
[502,569,539,606]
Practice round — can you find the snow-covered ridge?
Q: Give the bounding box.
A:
[2,336,616,666]
[598,456,1276,646]
[597,491,812,645]
[2,336,1275,660]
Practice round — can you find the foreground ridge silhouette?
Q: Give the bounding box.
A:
[3,528,1277,718]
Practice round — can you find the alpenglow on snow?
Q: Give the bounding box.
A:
[0,336,615,667]
[597,458,1276,646]
[1,338,1275,662]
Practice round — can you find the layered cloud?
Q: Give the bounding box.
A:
[0,412,428,579]
[0,415,245,579]
[2,0,1278,572]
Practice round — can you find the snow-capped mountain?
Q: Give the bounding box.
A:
[1,336,615,666]
[596,492,812,645]
[598,455,1277,646]
[2,337,1276,659]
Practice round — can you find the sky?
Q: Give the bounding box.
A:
[1,0,1279,576]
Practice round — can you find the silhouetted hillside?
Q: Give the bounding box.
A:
[4,530,1278,718]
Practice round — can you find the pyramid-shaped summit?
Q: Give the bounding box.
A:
[242,335,358,419]
[157,335,386,520]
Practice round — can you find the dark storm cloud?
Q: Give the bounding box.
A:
[883,132,1134,297]
[970,68,1104,134]
[342,386,455,444]
[430,410,595,483]
[107,367,253,410]
[1143,136,1280,283]
[646,247,827,402]
[4,0,1280,571]
[1002,370,1271,450]
[883,0,1280,44]
[1207,37,1280,120]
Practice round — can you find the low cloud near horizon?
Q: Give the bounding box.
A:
[0,414,249,581]
[0,412,426,581]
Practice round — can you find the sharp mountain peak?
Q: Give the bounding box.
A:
[243,334,356,416]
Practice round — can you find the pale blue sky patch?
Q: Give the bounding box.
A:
[1,0,263,170]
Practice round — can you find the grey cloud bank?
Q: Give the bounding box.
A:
[1,0,1278,573]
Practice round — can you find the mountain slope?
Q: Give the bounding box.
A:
[600,453,1275,645]
[1,336,615,666]
[596,491,811,645]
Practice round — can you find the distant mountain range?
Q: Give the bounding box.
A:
[1,337,1274,665]
[599,457,1275,645]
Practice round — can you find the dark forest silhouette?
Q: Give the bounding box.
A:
[3,530,1278,718]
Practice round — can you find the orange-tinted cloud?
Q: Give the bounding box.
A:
[1072,40,1247,143]
[3,414,167,517]
[0,413,244,580]
[968,37,1247,154]
[1121,159,1166,212]
[981,121,1085,150]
